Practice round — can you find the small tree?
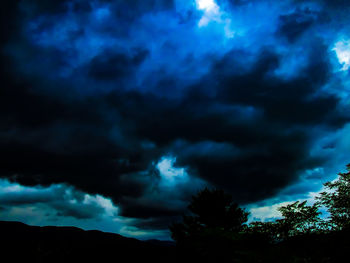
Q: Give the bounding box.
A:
[249,201,321,242]
[317,164,350,230]
[170,188,249,261]
[170,188,249,241]
[248,221,281,242]
[188,188,249,231]
[277,201,321,238]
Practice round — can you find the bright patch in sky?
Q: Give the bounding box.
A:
[195,0,234,38]
[334,40,350,71]
[196,0,217,11]
[83,193,119,217]
[249,203,286,221]
[196,0,221,27]
[156,156,188,184]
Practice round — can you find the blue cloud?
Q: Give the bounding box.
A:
[1,0,350,238]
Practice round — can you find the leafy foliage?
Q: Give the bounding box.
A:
[170,164,350,262]
[188,188,249,231]
[249,201,322,241]
[317,164,350,230]
[277,201,322,237]
[170,188,249,243]
[170,188,250,261]
[248,221,281,242]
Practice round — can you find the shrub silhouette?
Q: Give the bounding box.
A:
[250,201,322,242]
[171,188,249,240]
[277,201,322,237]
[170,188,251,262]
[170,164,350,262]
[317,164,350,230]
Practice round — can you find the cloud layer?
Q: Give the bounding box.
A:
[1,0,350,236]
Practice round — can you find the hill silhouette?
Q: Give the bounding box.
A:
[0,221,175,263]
[168,164,350,262]
[3,165,350,262]
[3,220,350,263]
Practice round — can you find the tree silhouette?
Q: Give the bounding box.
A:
[317,164,350,230]
[170,188,249,261]
[188,188,249,231]
[171,188,249,241]
[169,164,350,262]
[277,201,322,238]
[249,201,321,242]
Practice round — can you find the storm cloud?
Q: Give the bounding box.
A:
[1,0,350,236]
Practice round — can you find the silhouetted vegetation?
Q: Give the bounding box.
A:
[3,165,350,262]
[0,221,175,263]
[170,188,252,262]
[317,164,350,231]
[171,164,350,262]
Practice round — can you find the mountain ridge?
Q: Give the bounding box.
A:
[0,220,176,263]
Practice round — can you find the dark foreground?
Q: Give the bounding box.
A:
[2,220,350,263]
[0,221,176,263]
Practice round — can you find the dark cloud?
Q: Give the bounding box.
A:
[0,43,347,214]
[277,8,318,42]
[0,0,349,234]
[53,202,105,220]
[0,188,56,205]
[0,1,21,44]
[217,0,258,7]
[303,0,350,8]
[87,49,149,81]
[324,0,350,8]
[0,183,108,220]
[19,0,175,16]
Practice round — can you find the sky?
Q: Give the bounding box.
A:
[0,0,350,240]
